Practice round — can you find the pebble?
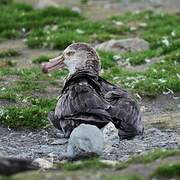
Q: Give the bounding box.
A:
[66,124,104,158]
[95,38,149,53]
[51,139,68,145]
[102,122,119,149]
[33,158,53,169]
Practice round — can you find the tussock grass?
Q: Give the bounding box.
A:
[107,175,142,180]
[57,157,111,171]
[0,98,56,128]
[151,163,180,178]
[127,149,180,164]
[32,55,52,64]
[0,49,20,58]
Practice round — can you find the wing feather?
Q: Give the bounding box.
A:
[55,81,111,124]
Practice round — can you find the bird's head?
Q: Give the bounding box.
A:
[42,43,100,75]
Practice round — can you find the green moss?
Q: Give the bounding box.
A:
[80,0,88,4]
[122,49,162,65]
[0,49,20,58]
[0,0,13,5]
[0,60,15,68]
[0,89,17,101]
[0,106,47,128]
[127,149,180,164]
[106,175,142,180]
[99,49,180,97]
[1,171,144,180]
[57,158,111,171]
[0,98,56,128]
[0,3,179,55]
[0,3,82,41]
[0,2,126,48]
[98,50,117,69]
[32,55,51,64]
[151,163,180,178]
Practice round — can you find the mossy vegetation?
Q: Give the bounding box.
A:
[127,149,180,164]
[57,157,111,171]
[100,50,180,97]
[151,163,180,178]
[32,55,52,64]
[0,172,142,180]
[107,175,142,180]
[0,49,21,58]
[0,98,56,128]
[0,60,14,68]
[0,149,179,179]
[0,2,122,48]
[0,2,180,128]
[56,149,180,171]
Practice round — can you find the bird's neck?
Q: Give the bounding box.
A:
[68,63,98,77]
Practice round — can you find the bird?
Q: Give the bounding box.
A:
[42,43,144,139]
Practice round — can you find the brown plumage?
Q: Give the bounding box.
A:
[43,43,144,139]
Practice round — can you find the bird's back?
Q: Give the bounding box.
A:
[54,71,143,138]
[98,76,143,138]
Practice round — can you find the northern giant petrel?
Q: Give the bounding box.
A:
[42,43,144,138]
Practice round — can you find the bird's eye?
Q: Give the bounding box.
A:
[66,51,75,56]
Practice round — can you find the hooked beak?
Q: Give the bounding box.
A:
[42,55,65,73]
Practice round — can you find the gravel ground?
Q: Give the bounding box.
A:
[0,125,179,162]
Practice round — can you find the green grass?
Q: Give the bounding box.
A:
[0,0,13,5]
[100,50,180,97]
[0,49,20,58]
[0,98,56,128]
[57,149,180,172]
[0,2,124,48]
[57,157,111,171]
[151,163,180,178]
[0,66,67,103]
[127,149,180,164]
[106,175,142,180]
[0,171,142,180]
[122,49,162,65]
[32,55,52,64]
[0,60,15,68]
[0,3,179,52]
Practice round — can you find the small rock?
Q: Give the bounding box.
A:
[34,0,58,9]
[100,159,118,166]
[72,6,81,14]
[95,38,149,53]
[102,122,119,148]
[0,151,7,157]
[51,139,68,145]
[149,0,163,7]
[33,158,53,169]
[66,124,104,158]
